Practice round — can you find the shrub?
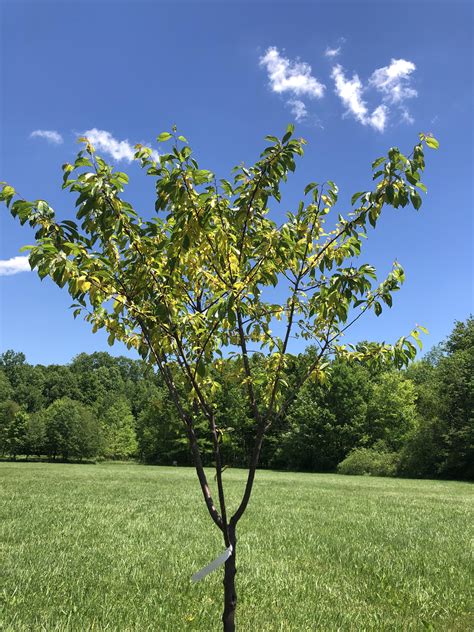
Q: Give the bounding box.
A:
[337,446,400,477]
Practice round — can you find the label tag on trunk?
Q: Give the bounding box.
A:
[192,545,233,583]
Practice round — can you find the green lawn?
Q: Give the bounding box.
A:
[0,462,472,631]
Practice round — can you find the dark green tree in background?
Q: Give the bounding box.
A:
[43,397,101,460]
[401,317,474,479]
[0,400,28,459]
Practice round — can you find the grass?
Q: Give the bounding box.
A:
[0,462,472,631]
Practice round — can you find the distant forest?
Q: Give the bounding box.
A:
[0,317,472,480]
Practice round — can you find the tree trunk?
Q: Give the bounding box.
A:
[222,526,237,632]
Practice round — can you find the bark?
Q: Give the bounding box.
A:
[222,525,237,632]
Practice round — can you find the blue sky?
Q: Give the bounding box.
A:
[1,1,472,365]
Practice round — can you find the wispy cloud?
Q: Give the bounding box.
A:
[288,99,308,122]
[369,58,417,125]
[259,46,325,99]
[30,130,63,144]
[324,37,345,59]
[83,128,159,162]
[369,58,417,104]
[401,107,415,125]
[331,64,387,132]
[369,105,389,132]
[258,46,416,132]
[0,256,31,276]
[324,46,341,58]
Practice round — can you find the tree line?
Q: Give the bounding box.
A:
[0,316,472,480]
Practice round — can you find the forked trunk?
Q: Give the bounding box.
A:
[222,526,237,632]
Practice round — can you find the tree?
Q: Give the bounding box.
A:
[1,127,438,630]
[24,411,46,458]
[0,351,45,412]
[136,389,192,465]
[70,352,125,406]
[43,397,101,460]
[0,357,44,413]
[0,350,26,377]
[434,318,474,478]
[0,400,28,458]
[400,317,473,480]
[365,370,418,450]
[271,358,371,471]
[0,369,14,402]
[100,395,138,459]
[41,364,81,407]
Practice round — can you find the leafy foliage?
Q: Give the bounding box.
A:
[365,371,418,450]
[1,127,439,629]
[100,396,138,459]
[0,401,28,459]
[400,316,474,479]
[0,315,470,480]
[337,444,400,477]
[1,129,437,409]
[42,397,101,460]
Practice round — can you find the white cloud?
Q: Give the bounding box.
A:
[324,46,341,58]
[331,64,387,132]
[0,256,31,276]
[30,130,63,144]
[83,128,159,162]
[369,58,417,104]
[401,107,415,125]
[258,48,415,132]
[369,105,389,132]
[331,65,366,121]
[288,99,308,122]
[259,46,325,99]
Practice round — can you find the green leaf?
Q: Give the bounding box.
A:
[193,170,212,185]
[372,157,385,169]
[368,208,378,228]
[385,184,395,203]
[416,182,428,193]
[196,359,206,378]
[405,171,420,186]
[351,191,365,205]
[284,123,295,140]
[412,331,423,350]
[156,303,169,320]
[157,132,173,142]
[0,185,15,206]
[182,233,191,251]
[304,182,318,196]
[410,191,422,210]
[425,136,439,149]
[115,172,129,185]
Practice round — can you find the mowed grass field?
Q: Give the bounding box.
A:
[0,462,472,631]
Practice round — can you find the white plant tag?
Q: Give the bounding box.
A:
[192,545,233,583]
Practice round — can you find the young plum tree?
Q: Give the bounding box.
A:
[0,126,438,630]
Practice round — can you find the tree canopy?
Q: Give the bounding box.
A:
[0,126,439,631]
